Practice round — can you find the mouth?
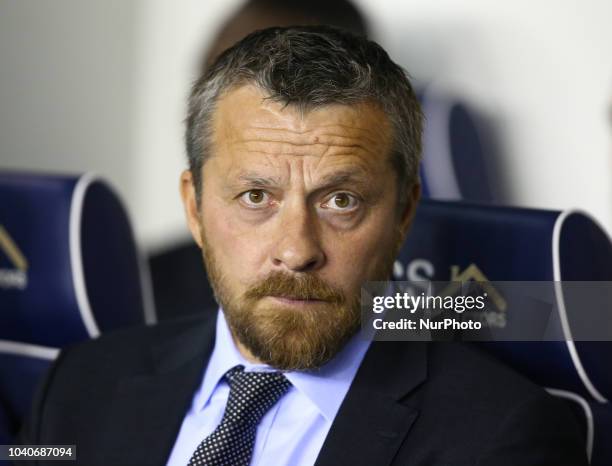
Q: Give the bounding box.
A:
[268,295,328,306]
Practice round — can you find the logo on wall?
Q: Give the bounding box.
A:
[0,225,28,290]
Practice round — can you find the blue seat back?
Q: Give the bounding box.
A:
[396,199,612,464]
[0,172,156,437]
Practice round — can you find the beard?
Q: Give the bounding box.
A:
[199,227,402,371]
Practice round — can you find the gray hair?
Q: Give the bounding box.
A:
[186,25,423,204]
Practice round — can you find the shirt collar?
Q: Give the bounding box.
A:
[194,308,374,422]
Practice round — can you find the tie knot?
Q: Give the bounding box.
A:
[222,365,291,426]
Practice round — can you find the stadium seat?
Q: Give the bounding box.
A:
[0,400,11,466]
[0,171,156,441]
[0,399,11,444]
[395,199,612,465]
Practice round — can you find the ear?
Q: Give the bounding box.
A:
[179,170,203,248]
[398,182,421,239]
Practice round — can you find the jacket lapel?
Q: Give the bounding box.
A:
[314,340,428,466]
[102,314,217,466]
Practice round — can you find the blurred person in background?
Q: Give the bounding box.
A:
[204,0,368,66]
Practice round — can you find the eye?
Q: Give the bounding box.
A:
[322,192,360,211]
[239,189,269,207]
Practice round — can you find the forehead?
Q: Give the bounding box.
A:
[209,84,394,172]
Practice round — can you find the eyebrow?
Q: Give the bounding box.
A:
[235,172,283,188]
[232,169,370,190]
[317,171,370,188]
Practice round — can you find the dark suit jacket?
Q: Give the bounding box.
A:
[20,311,588,466]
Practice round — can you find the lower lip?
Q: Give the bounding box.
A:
[269,296,327,307]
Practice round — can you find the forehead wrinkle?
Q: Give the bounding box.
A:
[230,167,375,196]
[234,142,372,159]
[308,149,379,182]
[239,135,368,150]
[213,85,395,175]
[232,126,382,160]
[223,151,377,190]
[242,124,381,148]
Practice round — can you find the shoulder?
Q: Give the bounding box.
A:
[20,311,217,445]
[426,342,543,398]
[418,342,586,462]
[367,341,588,463]
[48,311,215,390]
[421,341,564,418]
[371,340,548,403]
[65,312,212,359]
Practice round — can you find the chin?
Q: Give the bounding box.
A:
[228,301,358,371]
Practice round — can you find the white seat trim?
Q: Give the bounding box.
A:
[552,209,610,403]
[546,387,594,463]
[0,340,59,360]
[69,173,101,338]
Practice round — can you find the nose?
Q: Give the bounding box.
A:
[271,201,326,273]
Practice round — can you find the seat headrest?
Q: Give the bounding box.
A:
[396,199,612,282]
[418,89,493,202]
[0,172,155,348]
[396,199,612,402]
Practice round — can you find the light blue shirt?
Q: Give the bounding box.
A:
[166,308,373,466]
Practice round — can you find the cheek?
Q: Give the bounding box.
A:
[325,209,399,286]
[201,199,270,285]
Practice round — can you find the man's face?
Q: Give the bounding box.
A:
[181,85,419,370]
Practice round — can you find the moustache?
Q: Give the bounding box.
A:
[243,271,345,304]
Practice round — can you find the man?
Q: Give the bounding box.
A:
[22,26,586,465]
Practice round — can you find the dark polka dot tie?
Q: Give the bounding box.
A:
[187,365,291,466]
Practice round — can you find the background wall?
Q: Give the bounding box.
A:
[1,0,610,251]
[0,0,139,221]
